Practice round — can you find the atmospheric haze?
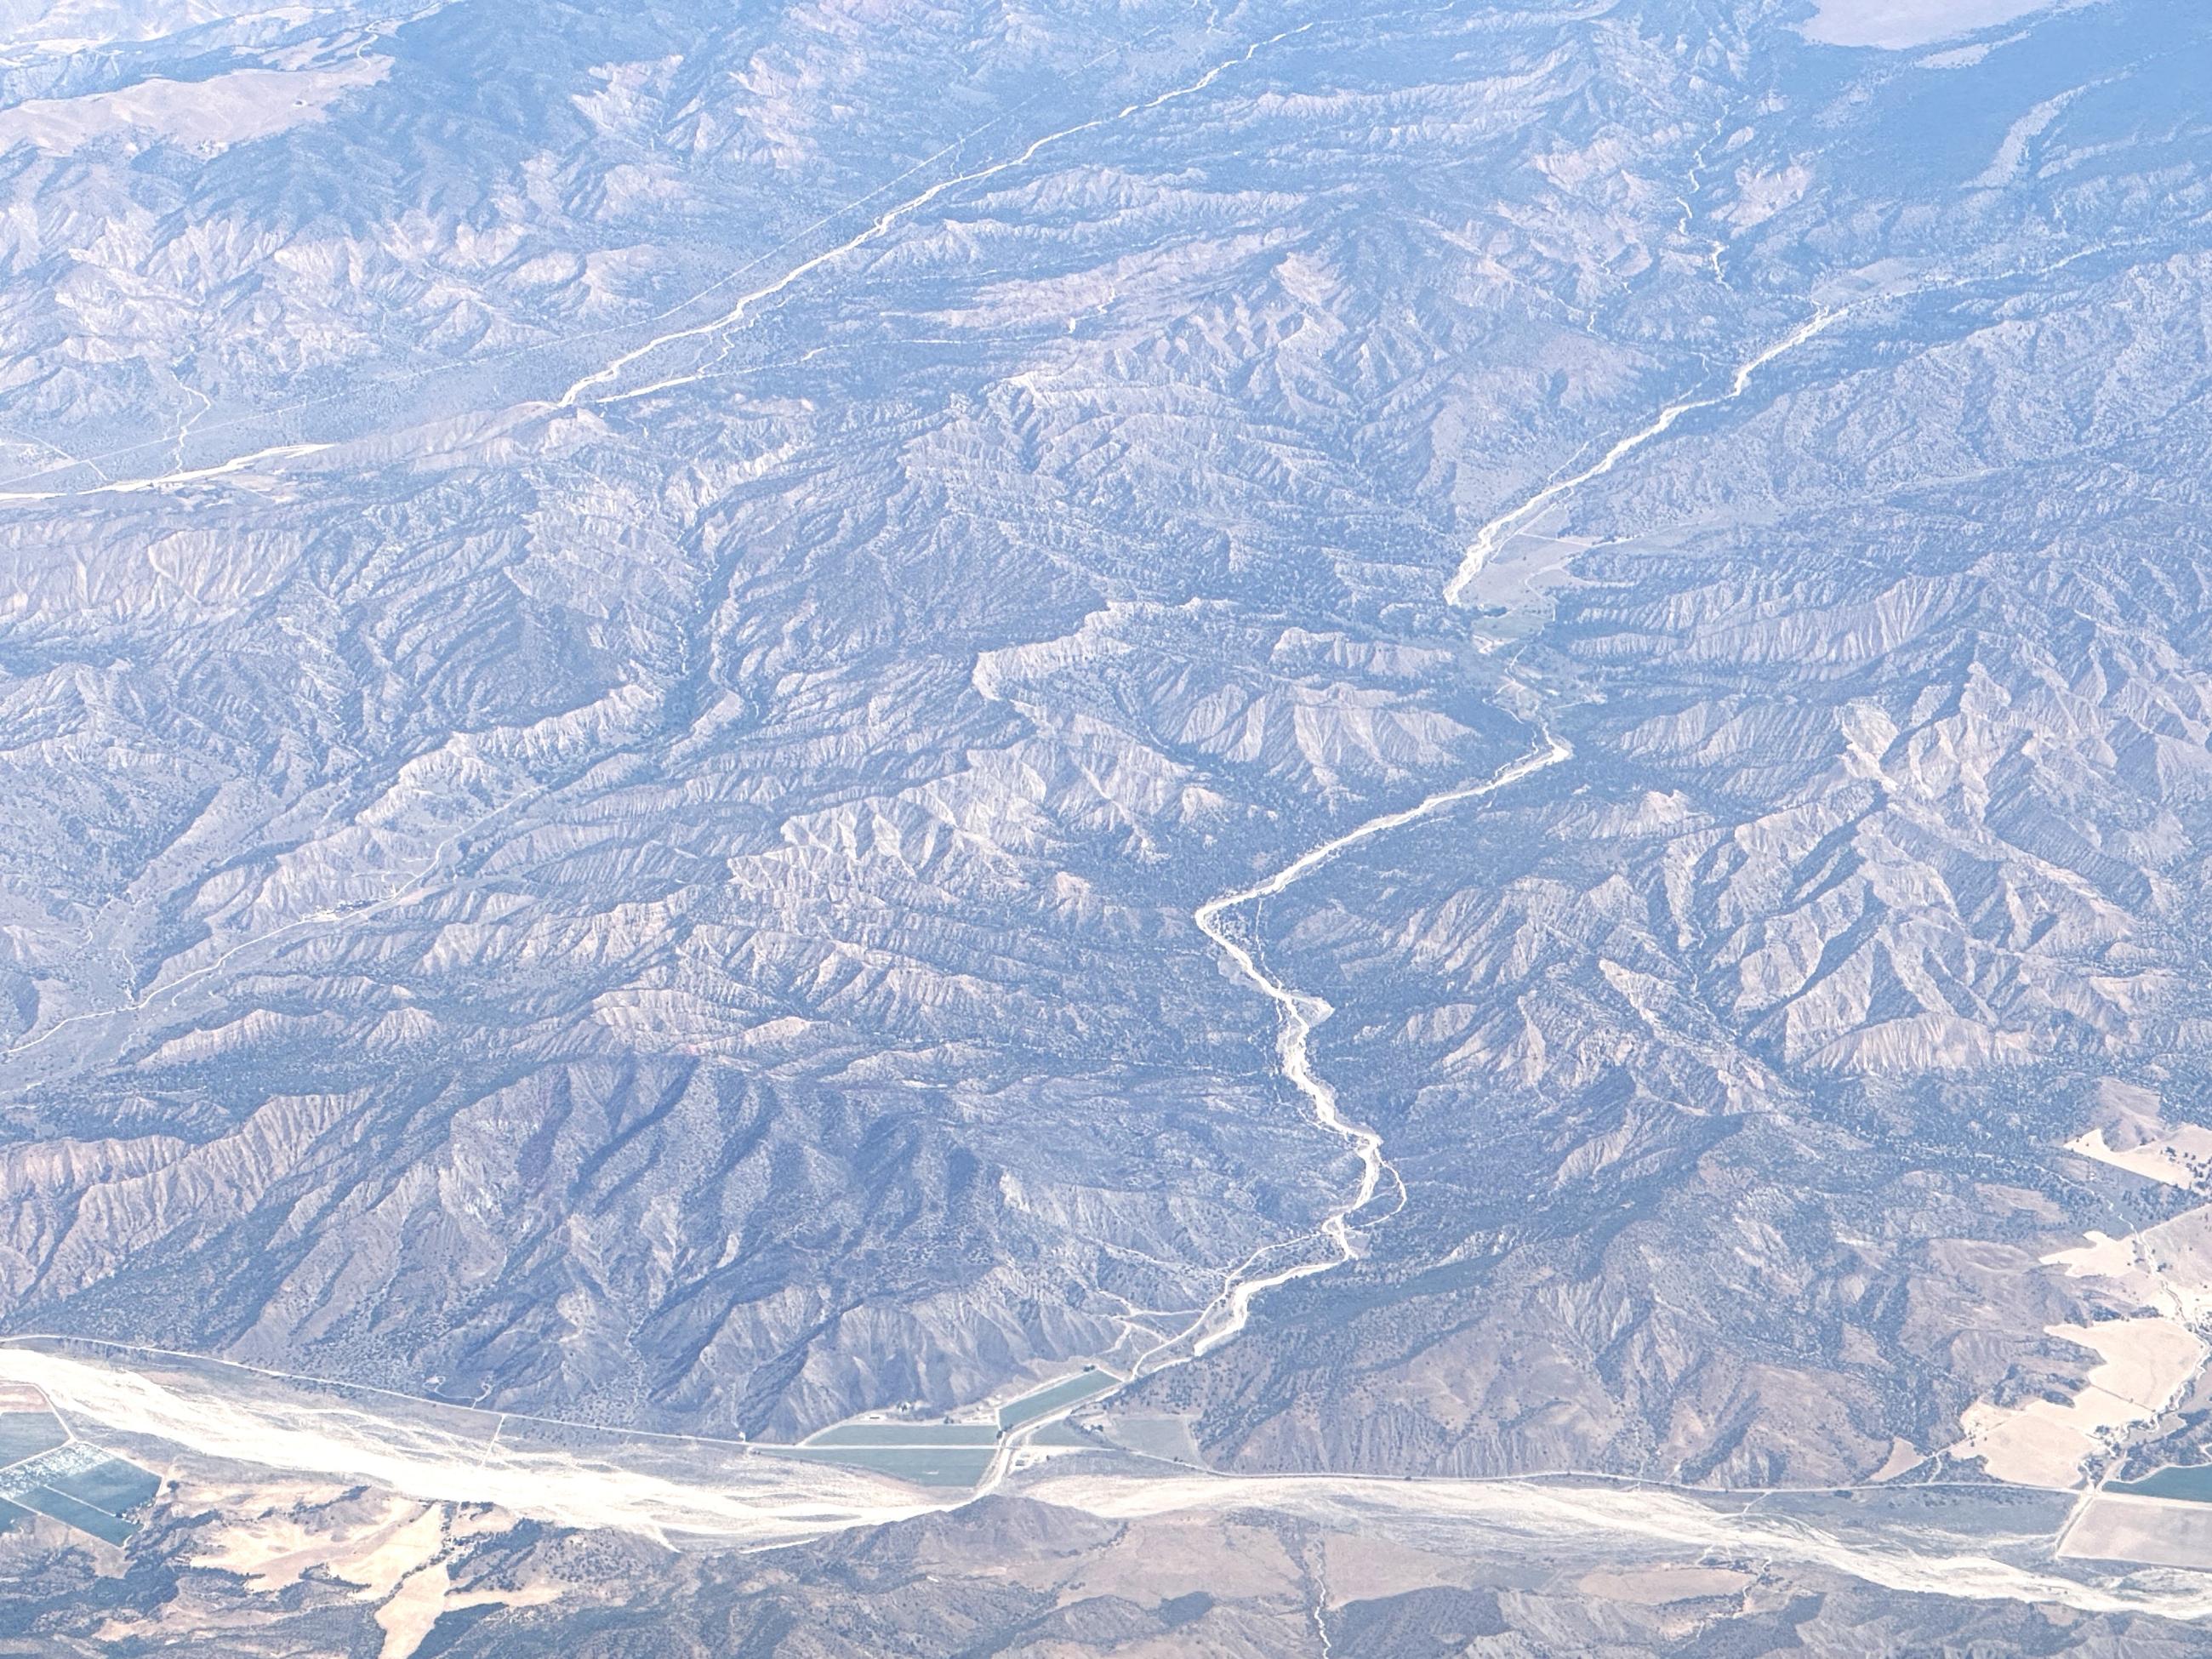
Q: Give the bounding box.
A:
[2,0,2211,1653]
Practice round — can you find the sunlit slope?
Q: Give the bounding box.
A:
[0,0,1715,1435]
[1124,0,2212,1490]
[2,0,2209,1555]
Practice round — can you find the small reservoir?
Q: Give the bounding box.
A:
[2107,1466,2212,1503]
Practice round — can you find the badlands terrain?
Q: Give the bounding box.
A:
[3,0,2212,1650]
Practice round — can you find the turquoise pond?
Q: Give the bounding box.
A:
[2108,1466,2212,1503]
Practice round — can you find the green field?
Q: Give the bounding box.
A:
[17,1485,134,1545]
[998,1370,1116,1432]
[44,1455,159,1517]
[0,1413,65,1467]
[806,1422,999,1448]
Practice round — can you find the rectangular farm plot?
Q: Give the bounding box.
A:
[1104,1416,1202,1463]
[998,1371,1116,1432]
[43,1455,160,1517]
[1030,1422,1101,1448]
[0,1411,66,1466]
[0,1444,160,1544]
[2062,1491,2212,1568]
[806,1422,1000,1447]
[17,1485,134,1546]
